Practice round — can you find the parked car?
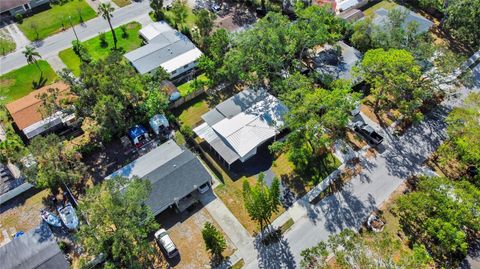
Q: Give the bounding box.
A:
[155,229,179,258]
[149,114,171,139]
[353,121,384,145]
[127,125,150,148]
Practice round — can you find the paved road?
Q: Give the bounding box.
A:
[242,63,480,269]
[0,0,151,75]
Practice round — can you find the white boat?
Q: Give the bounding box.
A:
[57,202,79,230]
[41,210,62,228]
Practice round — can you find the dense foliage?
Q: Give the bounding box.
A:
[397,176,480,266]
[78,176,159,268]
[202,222,227,259]
[242,173,281,230]
[25,134,85,191]
[300,229,432,269]
[63,52,169,141]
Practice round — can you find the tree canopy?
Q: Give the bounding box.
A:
[63,52,169,141]
[202,222,227,260]
[78,176,159,268]
[397,176,480,266]
[25,134,85,192]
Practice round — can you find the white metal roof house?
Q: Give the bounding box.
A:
[124,22,203,78]
[194,89,288,169]
[106,140,212,215]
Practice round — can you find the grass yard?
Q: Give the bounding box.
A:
[0,61,58,104]
[112,0,131,7]
[18,0,96,41]
[363,0,399,18]
[0,189,50,243]
[177,74,211,97]
[58,22,142,76]
[175,95,211,127]
[0,37,15,56]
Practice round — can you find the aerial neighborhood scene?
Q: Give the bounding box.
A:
[0,0,479,267]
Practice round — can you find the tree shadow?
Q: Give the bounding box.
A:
[32,73,48,89]
[253,227,296,269]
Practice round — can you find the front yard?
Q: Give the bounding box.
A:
[156,206,235,268]
[0,61,58,104]
[58,22,143,76]
[17,0,96,41]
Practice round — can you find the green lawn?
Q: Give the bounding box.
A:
[363,0,399,18]
[177,74,210,97]
[176,98,210,128]
[0,38,15,56]
[18,0,96,41]
[58,22,143,76]
[0,61,58,104]
[163,8,197,29]
[112,0,131,7]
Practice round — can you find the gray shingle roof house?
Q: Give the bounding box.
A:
[371,7,433,34]
[312,41,362,83]
[0,223,69,269]
[194,89,288,168]
[0,0,50,18]
[106,140,212,215]
[124,22,203,77]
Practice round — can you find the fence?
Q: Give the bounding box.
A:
[168,88,206,109]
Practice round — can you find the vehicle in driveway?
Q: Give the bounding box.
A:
[353,121,384,145]
[149,114,171,139]
[155,228,179,258]
[128,125,150,148]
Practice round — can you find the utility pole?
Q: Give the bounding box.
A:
[69,16,79,41]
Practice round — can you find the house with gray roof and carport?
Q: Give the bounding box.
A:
[106,140,212,215]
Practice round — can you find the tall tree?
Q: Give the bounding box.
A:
[397,176,480,266]
[354,48,434,122]
[445,92,480,184]
[150,0,164,21]
[171,0,188,28]
[444,0,480,49]
[194,9,216,47]
[202,222,227,260]
[78,176,159,268]
[300,229,433,269]
[197,29,230,84]
[242,173,281,230]
[22,46,42,72]
[25,134,85,192]
[98,3,117,49]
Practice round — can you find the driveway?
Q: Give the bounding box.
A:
[240,62,480,268]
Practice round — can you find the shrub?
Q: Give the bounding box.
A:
[180,125,194,140]
[99,32,108,48]
[15,13,23,23]
[120,25,128,39]
[72,40,91,63]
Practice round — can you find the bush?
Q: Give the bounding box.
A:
[120,25,128,39]
[98,32,108,48]
[72,40,91,63]
[58,241,70,252]
[15,13,23,23]
[180,125,194,140]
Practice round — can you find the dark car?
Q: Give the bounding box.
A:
[353,121,384,145]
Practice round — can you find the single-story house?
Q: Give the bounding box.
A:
[371,6,434,34]
[124,22,203,78]
[106,140,212,215]
[0,223,69,269]
[312,41,362,83]
[0,0,49,19]
[194,89,288,169]
[5,82,76,140]
[313,0,368,13]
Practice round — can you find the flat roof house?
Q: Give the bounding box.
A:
[0,223,69,269]
[124,22,203,78]
[106,140,212,215]
[5,82,76,140]
[194,89,288,169]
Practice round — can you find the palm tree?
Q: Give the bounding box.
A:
[22,46,42,72]
[98,3,117,49]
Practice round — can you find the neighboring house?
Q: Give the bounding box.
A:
[313,0,369,13]
[312,41,362,83]
[124,22,203,78]
[0,0,50,18]
[106,140,212,215]
[339,8,364,22]
[0,223,69,269]
[5,82,76,140]
[194,89,288,169]
[371,6,434,34]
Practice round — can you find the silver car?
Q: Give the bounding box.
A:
[155,229,179,258]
